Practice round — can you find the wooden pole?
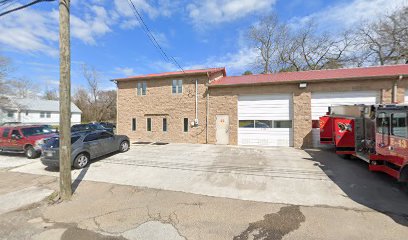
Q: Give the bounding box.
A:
[59,0,72,200]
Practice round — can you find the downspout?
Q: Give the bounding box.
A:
[393,75,403,103]
[206,72,210,144]
[195,79,198,125]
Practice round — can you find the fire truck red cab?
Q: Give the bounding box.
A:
[320,104,408,187]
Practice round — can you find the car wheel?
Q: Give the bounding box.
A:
[119,141,129,152]
[25,146,37,159]
[73,153,89,169]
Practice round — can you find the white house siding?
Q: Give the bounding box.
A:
[1,110,81,126]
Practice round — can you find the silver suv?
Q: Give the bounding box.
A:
[41,130,130,169]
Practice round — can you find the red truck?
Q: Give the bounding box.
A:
[320,104,408,189]
[0,125,57,158]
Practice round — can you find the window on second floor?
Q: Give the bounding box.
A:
[172,80,183,94]
[137,82,147,96]
[7,111,14,118]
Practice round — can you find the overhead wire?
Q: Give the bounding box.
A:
[126,0,185,73]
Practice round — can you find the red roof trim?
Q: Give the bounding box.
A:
[115,67,226,81]
[209,64,408,87]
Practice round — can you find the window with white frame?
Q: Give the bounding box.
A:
[40,112,51,118]
[7,111,14,118]
[137,82,147,96]
[172,80,182,94]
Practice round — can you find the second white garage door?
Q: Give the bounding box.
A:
[238,94,293,147]
[311,91,379,147]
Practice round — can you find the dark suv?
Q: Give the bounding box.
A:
[0,125,57,158]
[71,123,114,134]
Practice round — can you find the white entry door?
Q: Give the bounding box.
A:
[311,91,379,147]
[238,94,293,147]
[216,115,229,145]
[405,89,408,103]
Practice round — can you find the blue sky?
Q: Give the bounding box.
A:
[1,0,407,92]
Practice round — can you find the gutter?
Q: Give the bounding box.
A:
[393,75,403,103]
[208,74,408,88]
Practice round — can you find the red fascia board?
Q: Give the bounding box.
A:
[209,65,408,87]
[114,68,226,81]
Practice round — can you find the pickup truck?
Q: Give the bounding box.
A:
[0,125,57,158]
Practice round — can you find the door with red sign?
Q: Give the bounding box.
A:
[216,115,229,145]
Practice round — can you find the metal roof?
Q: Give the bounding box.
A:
[9,98,82,113]
[209,64,408,87]
[114,67,226,81]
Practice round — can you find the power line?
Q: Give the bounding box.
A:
[126,0,185,73]
[0,0,18,10]
[0,0,55,17]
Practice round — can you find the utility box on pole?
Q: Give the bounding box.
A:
[59,0,72,200]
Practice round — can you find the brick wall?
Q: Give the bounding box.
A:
[117,74,210,144]
[117,74,407,148]
[207,77,408,148]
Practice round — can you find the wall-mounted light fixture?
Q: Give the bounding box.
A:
[299,82,307,88]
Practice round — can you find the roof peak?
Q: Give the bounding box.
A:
[114,67,226,81]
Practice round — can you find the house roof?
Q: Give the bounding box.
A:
[10,98,82,113]
[114,67,226,81]
[209,64,408,87]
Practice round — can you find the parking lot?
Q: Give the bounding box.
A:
[1,143,407,215]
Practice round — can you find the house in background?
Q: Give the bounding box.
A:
[0,98,82,126]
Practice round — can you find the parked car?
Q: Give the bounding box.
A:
[0,122,22,126]
[99,122,116,131]
[71,123,114,133]
[0,125,57,158]
[41,130,130,169]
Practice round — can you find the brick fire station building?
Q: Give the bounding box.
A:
[114,64,408,148]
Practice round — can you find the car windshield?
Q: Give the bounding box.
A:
[21,127,52,136]
[44,136,81,148]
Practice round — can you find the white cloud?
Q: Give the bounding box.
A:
[291,0,408,30]
[0,6,58,56]
[115,67,136,76]
[188,47,257,75]
[113,0,180,29]
[187,0,276,28]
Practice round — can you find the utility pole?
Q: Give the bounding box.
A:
[59,0,72,200]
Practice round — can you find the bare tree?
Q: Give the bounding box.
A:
[8,78,39,98]
[247,15,285,73]
[43,88,59,100]
[248,17,354,73]
[72,64,116,123]
[356,7,408,65]
[0,55,10,82]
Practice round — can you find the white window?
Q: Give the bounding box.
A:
[172,80,183,94]
[137,82,147,96]
[40,112,51,118]
[7,111,14,118]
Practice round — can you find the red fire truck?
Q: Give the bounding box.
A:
[320,104,408,188]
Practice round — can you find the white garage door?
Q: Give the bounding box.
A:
[311,91,379,147]
[238,94,293,147]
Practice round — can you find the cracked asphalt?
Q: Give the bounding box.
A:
[0,144,408,239]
